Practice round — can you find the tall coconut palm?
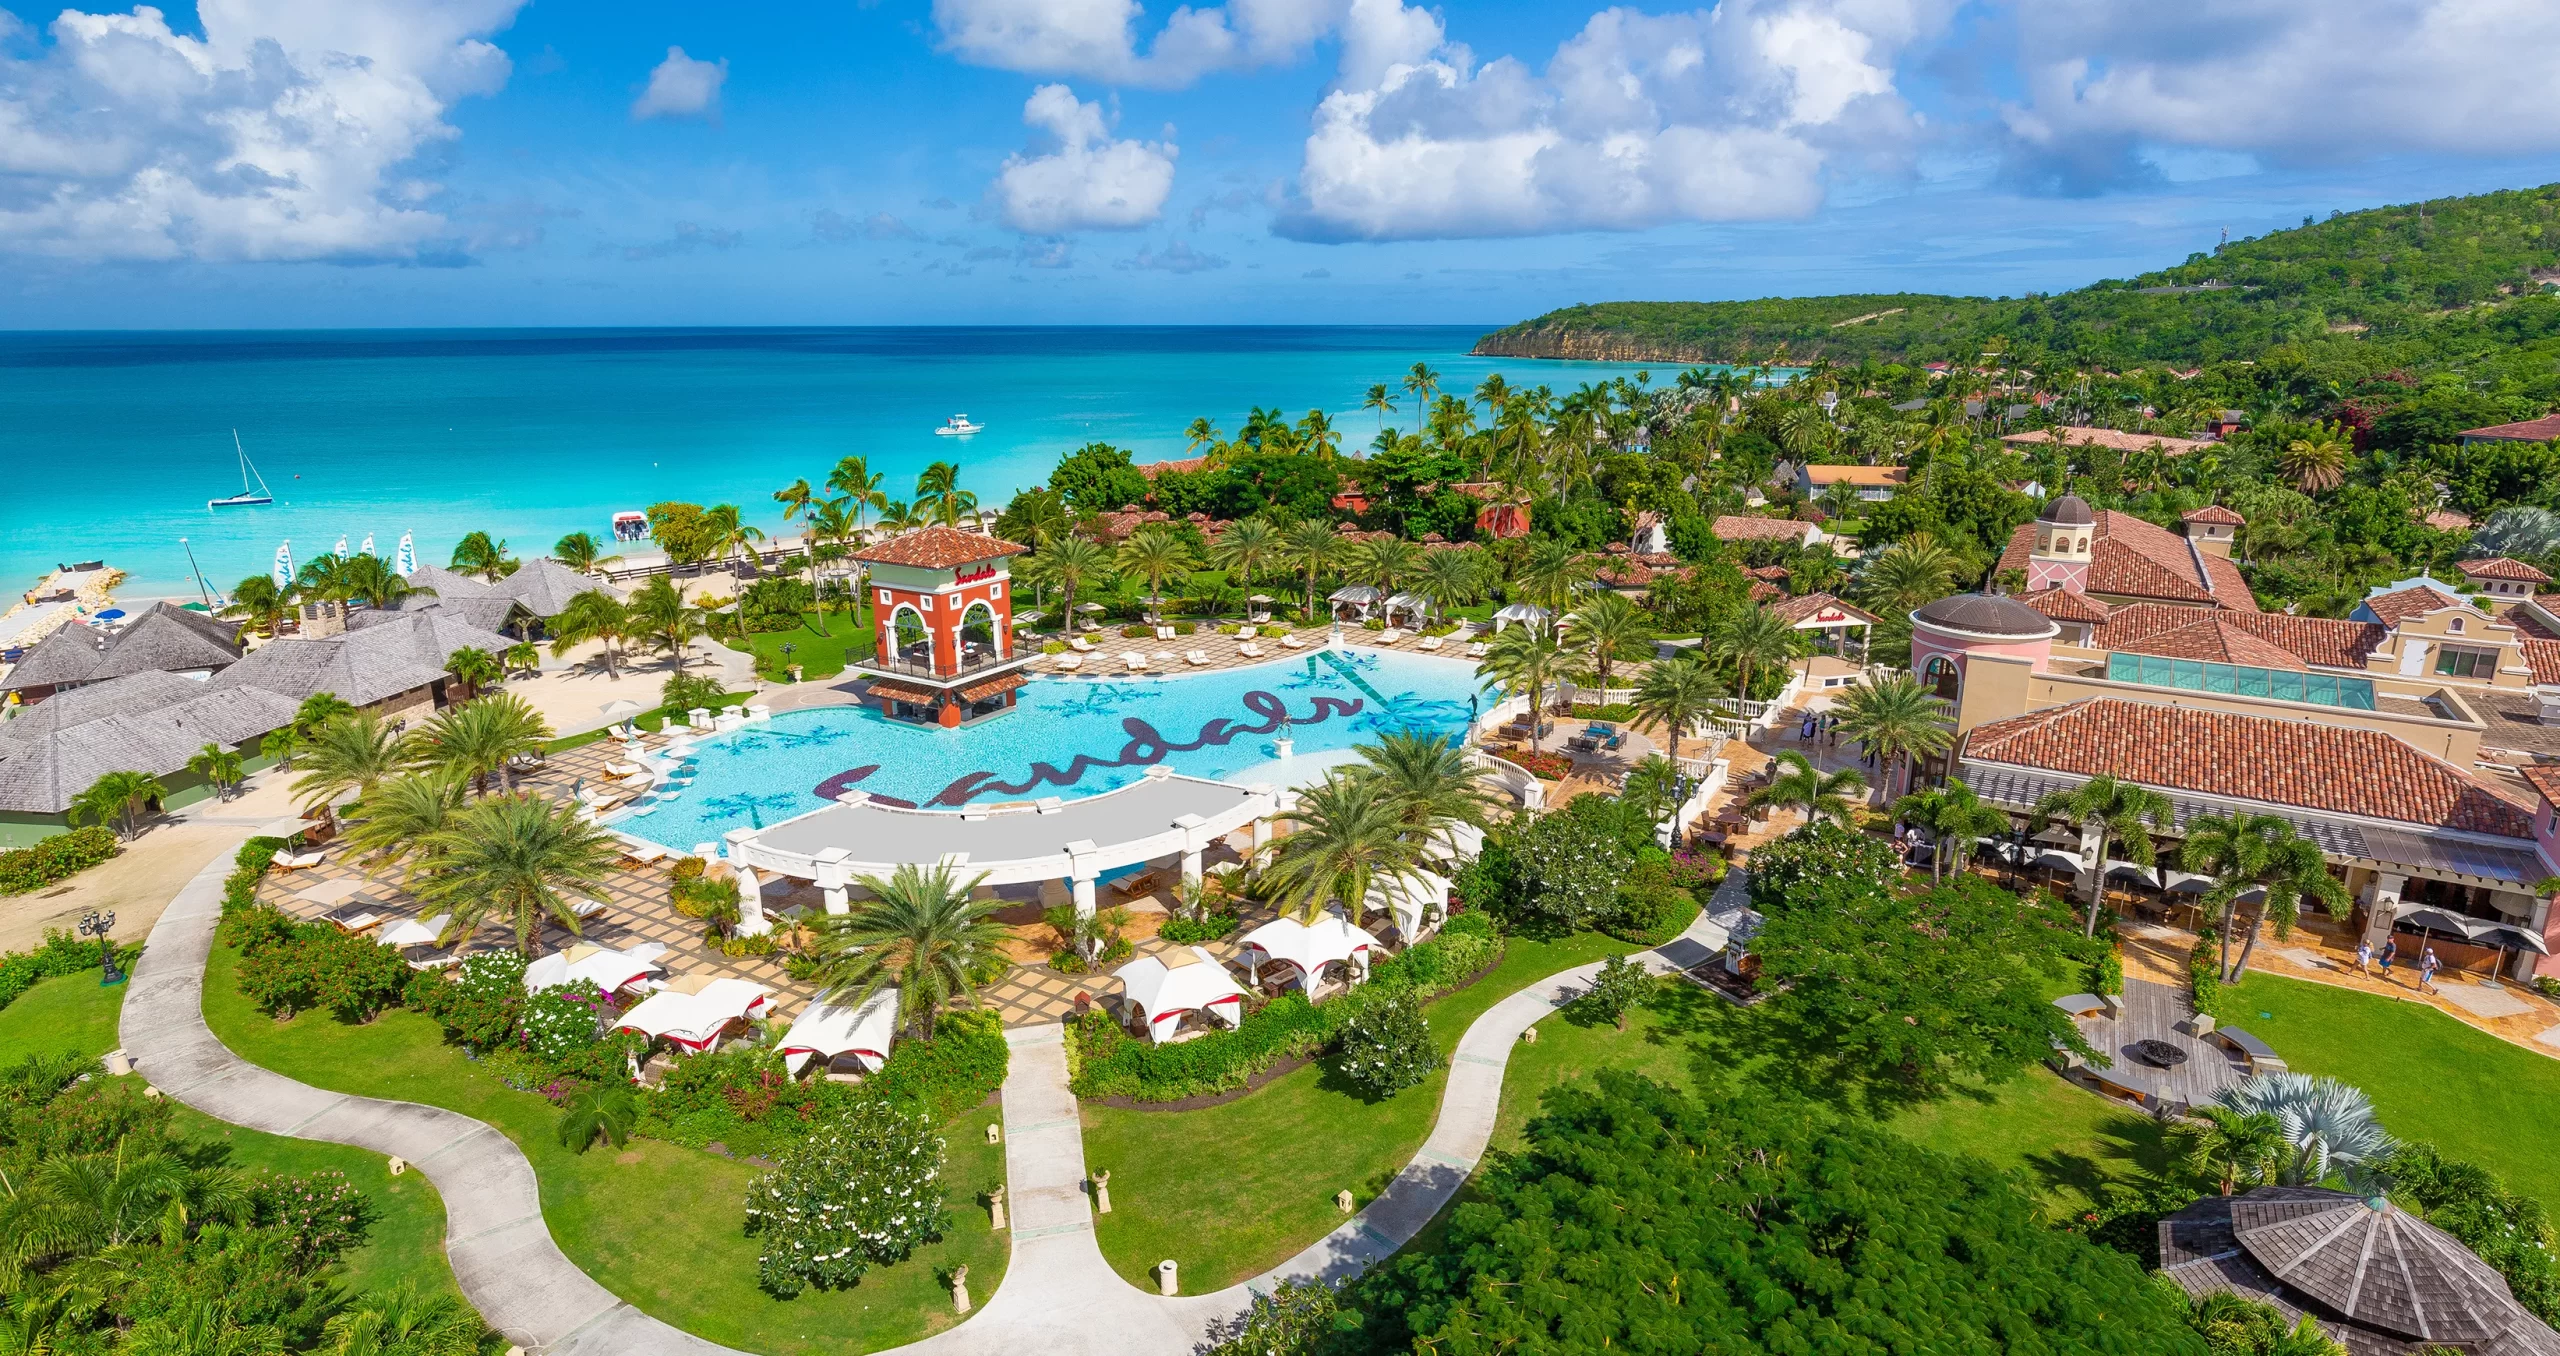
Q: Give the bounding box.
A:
[68,770,166,840]
[1206,517,1283,596]
[1566,591,1651,699]
[1354,536,1422,598]
[915,461,977,528]
[2182,813,2349,982]
[1479,621,1569,738]
[1742,751,1868,828]
[1184,417,1224,456]
[1857,533,1961,616]
[550,589,633,679]
[827,455,890,535]
[2281,423,2352,495]
[1361,383,1397,434]
[288,712,408,823]
[186,743,246,800]
[416,794,620,957]
[805,863,1010,1039]
[1708,602,1803,700]
[406,692,550,796]
[626,576,704,666]
[449,531,513,583]
[774,477,823,606]
[1282,518,1344,619]
[1829,669,1954,797]
[1261,771,1419,927]
[699,504,764,572]
[1115,525,1195,623]
[1401,362,1440,417]
[1632,652,1723,771]
[1513,541,1596,614]
[805,496,862,635]
[444,646,502,701]
[1351,731,1497,844]
[222,574,293,635]
[1891,776,2008,883]
[553,531,603,575]
[1411,545,1488,625]
[2215,1073,2395,1186]
[345,770,469,888]
[1033,534,1113,631]
[2034,774,2175,935]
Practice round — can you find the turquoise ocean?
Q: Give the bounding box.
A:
[0,327,1672,601]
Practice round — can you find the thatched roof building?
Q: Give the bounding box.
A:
[0,670,297,813]
[0,602,241,697]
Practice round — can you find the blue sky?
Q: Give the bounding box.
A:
[4,0,2559,329]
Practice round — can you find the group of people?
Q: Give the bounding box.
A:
[2354,934,2443,993]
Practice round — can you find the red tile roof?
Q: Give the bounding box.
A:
[1766,592,1879,627]
[1743,565,1793,581]
[1747,581,1785,601]
[2002,426,2215,455]
[2359,584,2470,628]
[1998,510,2256,610]
[1136,456,1208,478]
[853,527,1028,569]
[1961,698,2534,838]
[2019,588,2112,625]
[2106,616,2311,671]
[2423,509,2474,533]
[2181,504,2246,526]
[1713,515,1817,543]
[2094,603,2385,670]
[2521,765,2560,810]
[2457,413,2560,443]
[1800,465,1907,487]
[2509,610,2560,684]
[2458,557,2551,584]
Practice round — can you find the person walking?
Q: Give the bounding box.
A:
[2354,938,2372,975]
[2378,935,2398,984]
[2420,946,2441,995]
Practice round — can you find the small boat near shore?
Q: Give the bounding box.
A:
[208,431,274,508]
[933,414,983,437]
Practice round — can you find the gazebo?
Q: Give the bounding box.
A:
[1328,584,1383,621]
[778,989,900,1076]
[1237,915,1378,995]
[522,941,668,998]
[615,975,773,1051]
[1491,602,1550,633]
[1362,868,1451,942]
[1114,946,1247,1043]
[1380,592,1429,626]
[2161,1185,2560,1354]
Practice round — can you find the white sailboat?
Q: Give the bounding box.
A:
[208,431,275,508]
[933,413,984,437]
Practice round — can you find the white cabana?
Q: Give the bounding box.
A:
[1423,822,1484,866]
[615,975,773,1051]
[1327,584,1383,619]
[1380,591,1429,623]
[1114,946,1247,1044]
[524,941,669,997]
[778,989,900,1076]
[376,914,452,949]
[1362,868,1452,942]
[1236,915,1377,994]
[1491,602,1551,632]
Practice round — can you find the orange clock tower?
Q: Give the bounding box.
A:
[850,527,1031,727]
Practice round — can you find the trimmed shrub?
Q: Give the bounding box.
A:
[865,1008,1009,1122]
[0,930,137,1014]
[517,980,615,1062]
[745,1098,951,1297]
[234,924,411,1023]
[1158,909,1243,945]
[2189,929,2223,1019]
[1122,624,1153,639]
[1332,990,1439,1097]
[1598,860,1695,946]
[2091,946,2125,996]
[1571,954,1655,1030]
[409,951,528,1052]
[0,825,120,896]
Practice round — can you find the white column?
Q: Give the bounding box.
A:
[1175,813,1208,887]
[735,864,771,936]
[814,847,853,916]
[1065,838,1100,921]
[1071,874,1096,919]
[2364,872,2407,948]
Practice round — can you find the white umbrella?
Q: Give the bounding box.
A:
[600,698,645,719]
[377,914,452,948]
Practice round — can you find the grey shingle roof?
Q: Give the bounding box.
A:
[403,559,611,620]
[0,602,242,693]
[1,624,112,690]
[0,670,298,813]
[214,611,513,708]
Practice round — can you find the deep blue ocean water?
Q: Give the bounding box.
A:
[0,326,1671,599]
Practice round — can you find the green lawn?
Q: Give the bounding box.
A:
[1083,928,1643,1293]
[1,971,461,1303]
[203,946,1005,1355]
[729,607,878,682]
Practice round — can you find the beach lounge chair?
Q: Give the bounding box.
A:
[1185,649,1211,666]
[1125,653,1149,672]
[1377,628,1404,645]
[270,848,325,872]
[609,723,642,743]
[1236,625,1257,639]
[1055,654,1084,672]
[1069,636,1097,653]
[1237,641,1263,658]
[605,760,646,778]
[568,896,610,922]
[1113,870,1161,898]
[1418,634,1444,651]
[1155,625,1177,641]
[1281,634,1307,650]
[1466,641,1488,658]
[617,841,669,868]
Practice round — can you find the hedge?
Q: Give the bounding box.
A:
[0,930,136,1014]
[0,825,119,895]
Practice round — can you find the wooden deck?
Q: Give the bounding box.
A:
[2068,976,2249,1111]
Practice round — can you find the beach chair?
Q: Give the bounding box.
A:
[1466,641,1488,658]
[1055,654,1084,672]
[618,841,669,868]
[1125,653,1149,672]
[1377,628,1404,645]
[1154,625,1177,641]
[605,760,647,778]
[568,896,610,923]
[1418,634,1443,651]
[1113,870,1161,898]
[608,723,642,743]
[270,847,325,872]
[1185,649,1211,666]
[1236,625,1256,639]
[1069,636,1097,653]
[1237,641,1263,658]
[1281,634,1307,650]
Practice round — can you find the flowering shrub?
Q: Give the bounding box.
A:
[1332,990,1439,1098]
[250,1168,372,1265]
[518,980,613,1062]
[234,923,412,1022]
[1489,747,1572,780]
[744,1098,951,1297]
[1666,846,1726,892]
[408,951,527,1051]
[1510,803,1634,934]
[0,825,119,896]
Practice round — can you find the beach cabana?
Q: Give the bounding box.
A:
[1114,947,1247,1044]
[524,941,668,997]
[1327,584,1383,620]
[1423,822,1484,867]
[1237,915,1377,995]
[1362,869,1452,942]
[615,975,772,1051]
[1491,602,1551,632]
[1381,591,1429,625]
[778,989,900,1076]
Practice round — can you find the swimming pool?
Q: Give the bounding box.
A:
[613,647,1489,850]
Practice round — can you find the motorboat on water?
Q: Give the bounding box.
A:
[933,414,984,437]
[612,510,651,543]
[208,431,274,508]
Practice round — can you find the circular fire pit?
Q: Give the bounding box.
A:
[2132,1038,2189,1068]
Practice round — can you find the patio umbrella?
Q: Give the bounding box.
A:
[2394,906,2480,958]
[2464,919,2548,980]
[600,698,645,719]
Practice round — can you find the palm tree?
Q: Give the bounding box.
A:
[828,455,890,534]
[1361,383,1396,433]
[550,589,634,679]
[406,692,550,796]
[805,495,861,635]
[344,771,469,887]
[1566,591,1650,698]
[1411,545,1489,625]
[444,646,502,701]
[1402,362,1441,418]
[503,641,541,678]
[805,863,1011,1039]
[1354,537,1422,600]
[1891,776,2009,883]
[1298,408,1342,461]
[449,531,513,583]
[1260,771,1419,927]
[556,1084,639,1153]
[1742,750,1867,828]
[1857,533,1960,616]
[2180,1104,2288,1196]
[1621,754,1682,827]
[291,711,409,823]
[2281,423,2352,494]
[1282,518,1344,618]
[1351,731,1497,844]
[626,576,705,667]
[17,1138,249,1262]
[1206,517,1283,596]
[416,794,620,956]
[1115,526,1195,622]
[1829,670,1953,797]
[774,476,823,605]
[1707,602,1803,700]
[699,504,765,572]
[2182,813,2350,982]
[222,574,292,634]
[915,461,978,528]
[338,554,431,610]
[1632,653,1723,771]
[553,531,603,575]
[1183,417,1223,456]
[1033,534,1113,631]
[1513,541,1596,614]
[2215,1073,2394,1186]
[2034,774,2175,936]
[68,770,165,840]
[318,1285,486,1356]
[1478,621,1569,738]
[186,743,246,800]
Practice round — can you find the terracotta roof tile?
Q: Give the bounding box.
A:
[1713,515,1817,543]
[2019,588,2112,624]
[2456,413,2560,442]
[1999,510,2249,608]
[1800,465,1907,487]
[1136,455,1208,477]
[2359,584,2470,628]
[2509,611,2560,685]
[2458,557,2551,584]
[2181,504,2246,526]
[1960,698,2534,837]
[2521,766,2560,808]
[2107,617,2311,670]
[1766,592,1879,626]
[2424,509,2474,532]
[2002,426,2216,455]
[2095,603,2384,670]
[1747,581,1785,601]
[853,527,1027,569]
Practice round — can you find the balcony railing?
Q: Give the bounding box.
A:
[848,645,1025,683]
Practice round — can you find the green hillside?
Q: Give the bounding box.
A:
[1476,184,2560,367]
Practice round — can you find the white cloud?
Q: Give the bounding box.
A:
[2000,0,2560,192]
[0,0,523,263]
[1120,239,1229,272]
[991,84,1177,233]
[1279,0,1944,242]
[631,46,727,121]
[931,0,1342,90]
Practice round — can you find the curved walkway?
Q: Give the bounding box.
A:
[124,837,1714,1355]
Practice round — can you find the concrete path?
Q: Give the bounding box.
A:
[125,834,1731,1355]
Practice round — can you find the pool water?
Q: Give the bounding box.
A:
[614,647,1489,849]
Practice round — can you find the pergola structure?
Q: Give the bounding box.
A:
[1766,592,1878,663]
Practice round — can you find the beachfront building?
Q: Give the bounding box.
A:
[394,559,615,636]
[1906,590,2560,980]
[851,526,1030,728]
[1710,514,1827,550]
[0,602,242,704]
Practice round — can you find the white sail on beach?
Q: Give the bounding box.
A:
[395,531,416,577]
[272,540,294,586]
[333,535,348,558]
[360,534,376,557]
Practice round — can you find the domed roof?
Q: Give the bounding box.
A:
[1911,593,2060,639]
[2040,493,2096,526]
